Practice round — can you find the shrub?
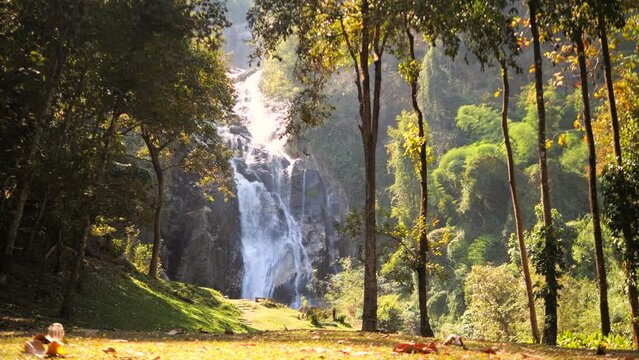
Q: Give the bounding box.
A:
[378,294,403,333]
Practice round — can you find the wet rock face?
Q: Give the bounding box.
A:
[159,142,351,303]
[162,169,243,298]
[290,160,352,284]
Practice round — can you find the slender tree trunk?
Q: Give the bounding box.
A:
[0,127,42,285]
[599,20,622,163]
[26,189,50,257]
[0,179,32,286]
[599,18,639,348]
[146,142,164,279]
[575,32,611,337]
[528,0,558,345]
[405,26,434,338]
[60,215,91,318]
[53,225,63,274]
[359,0,378,332]
[362,136,377,332]
[499,61,540,343]
[628,276,639,349]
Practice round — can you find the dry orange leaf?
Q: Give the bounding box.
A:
[480,347,497,354]
[46,341,67,357]
[393,341,437,354]
[103,347,117,354]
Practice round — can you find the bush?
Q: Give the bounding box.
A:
[463,264,527,341]
[325,258,364,324]
[377,294,403,333]
[558,331,633,350]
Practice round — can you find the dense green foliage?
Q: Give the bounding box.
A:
[0,0,233,316]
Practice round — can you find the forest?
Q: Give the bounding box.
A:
[2,0,639,358]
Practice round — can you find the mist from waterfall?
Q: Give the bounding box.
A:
[220,70,312,307]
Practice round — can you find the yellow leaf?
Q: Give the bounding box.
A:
[529,64,536,74]
[573,119,581,129]
[494,90,501,98]
[47,341,67,356]
[558,133,567,146]
[545,139,553,149]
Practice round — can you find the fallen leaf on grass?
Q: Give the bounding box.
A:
[393,341,437,354]
[240,343,256,347]
[46,341,68,357]
[480,347,497,354]
[102,347,117,354]
[337,340,346,344]
[311,335,320,340]
[166,329,183,336]
[112,339,129,343]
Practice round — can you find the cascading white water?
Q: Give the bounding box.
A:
[220,70,312,307]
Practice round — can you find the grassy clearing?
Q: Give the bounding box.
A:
[229,299,350,331]
[2,329,639,359]
[73,268,247,333]
[0,257,249,334]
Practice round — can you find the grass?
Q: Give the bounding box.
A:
[73,261,247,333]
[0,256,251,334]
[229,299,351,331]
[2,329,639,359]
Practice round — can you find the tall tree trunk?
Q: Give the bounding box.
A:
[0,179,32,286]
[499,60,540,343]
[360,0,378,332]
[146,142,164,279]
[599,18,639,348]
[599,20,622,163]
[575,32,611,337]
[362,136,377,332]
[60,215,90,318]
[628,279,639,349]
[405,26,434,338]
[528,0,558,345]
[26,189,50,257]
[53,225,63,274]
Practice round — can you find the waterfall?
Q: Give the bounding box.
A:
[220,70,312,307]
